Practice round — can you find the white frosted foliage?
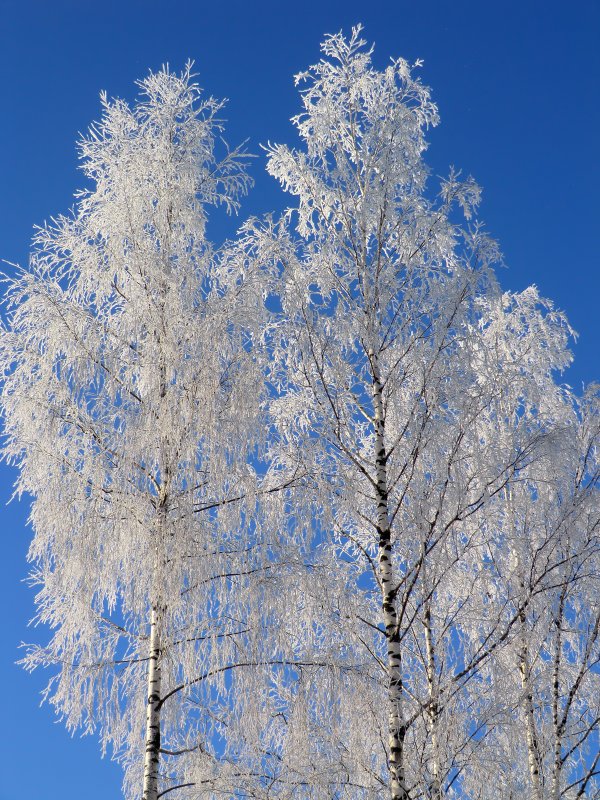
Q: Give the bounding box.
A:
[1,30,598,800]
[244,26,599,800]
[0,65,276,800]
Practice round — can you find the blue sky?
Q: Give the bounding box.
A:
[0,1,598,797]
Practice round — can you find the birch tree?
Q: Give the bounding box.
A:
[460,385,600,800]
[248,27,585,800]
[4,33,598,800]
[0,65,279,800]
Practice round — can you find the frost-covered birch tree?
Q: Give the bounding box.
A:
[246,27,592,800]
[4,32,598,800]
[460,385,600,800]
[0,65,281,800]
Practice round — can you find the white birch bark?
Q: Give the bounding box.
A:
[141,267,170,800]
[550,588,566,800]
[371,350,410,800]
[423,599,442,800]
[142,602,162,800]
[517,614,543,800]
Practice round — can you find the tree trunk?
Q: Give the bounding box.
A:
[517,612,543,800]
[143,344,169,800]
[372,350,410,800]
[424,598,442,800]
[142,603,162,800]
[550,589,566,800]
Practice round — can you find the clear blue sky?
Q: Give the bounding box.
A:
[0,1,598,797]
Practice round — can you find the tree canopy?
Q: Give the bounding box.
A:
[1,28,598,800]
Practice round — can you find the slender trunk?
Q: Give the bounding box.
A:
[424,598,442,800]
[551,588,566,800]
[142,483,168,800]
[508,494,542,800]
[371,350,410,800]
[143,212,171,800]
[142,603,162,800]
[517,613,543,800]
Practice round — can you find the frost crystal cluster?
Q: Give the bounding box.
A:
[1,28,598,800]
